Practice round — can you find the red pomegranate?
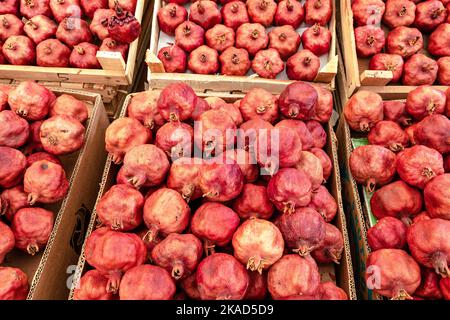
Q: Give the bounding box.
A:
[209,101,243,126]
[428,23,450,57]
[157,3,187,36]
[155,122,193,159]
[196,253,249,300]
[9,81,54,121]
[167,157,203,202]
[275,119,314,151]
[312,223,343,264]
[295,151,323,190]
[26,152,61,168]
[274,0,304,28]
[369,54,404,83]
[49,0,81,22]
[191,202,240,253]
[189,0,221,30]
[311,147,332,181]
[402,53,438,86]
[414,115,450,154]
[302,24,331,56]
[219,46,251,76]
[286,50,320,81]
[366,249,421,299]
[268,254,320,299]
[221,1,249,30]
[107,8,141,44]
[0,110,29,148]
[188,45,219,75]
[221,149,258,183]
[354,25,385,58]
[205,24,234,53]
[368,120,409,152]
[238,118,273,152]
[73,270,114,300]
[2,35,36,65]
[246,0,276,27]
[424,174,450,220]
[36,38,70,67]
[99,37,128,59]
[251,48,284,79]
[406,86,446,120]
[89,9,113,40]
[386,26,423,58]
[304,0,332,26]
[0,267,29,300]
[0,147,26,188]
[414,0,447,33]
[268,25,301,61]
[306,120,326,149]
[351,0,385,26]
[232,183,274,220]
[244,271,267,300]
[383,100,412,126]
[276,207,326,256]
[56,17,92,48]
[70,42,100,68]
[438,57,450,85]
[0,221,14,264]
[415,268,443,300]
[232,219,284,273]
[157,83,197,122]
[0,185,28,221]
[397,145,444,189]
[382,0,416,28]
[0,14,24,42]
[344,90,383,132]
[105,117,151,164]
[367,217,407,251]
[127,90,163,129]
[24,15,57,44]
[50,94,88,123]
[308,185,337,222]
[407,219,450,277]
[349,145,397,192]
[174,21,204,52]
[119,265,176,300]
[151,233,203,280]
[317,282,348,300]
[40,115,85,155]
[0,0,19,15]
[312,88,333,123]
[278,82,318,121]
[235,22,268,56]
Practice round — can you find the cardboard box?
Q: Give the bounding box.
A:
[1,88,109,300]
[68,90,357,300]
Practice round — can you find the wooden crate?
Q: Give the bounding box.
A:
[146,0,338,93]
[0,0,150,103]
[68,89,357,300]
[338,0,448,97]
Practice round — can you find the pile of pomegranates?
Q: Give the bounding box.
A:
[0,0,141,68]
[352,0,450,85]
[0,81,89,300]
[156,0,335,80]
[75,81,349,300]
[345,86,450,300]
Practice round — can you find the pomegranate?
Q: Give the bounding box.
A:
[0,110,29,148]
[397,145,444,189]
[232,219,284,273]
[306,120,326,149]
[354,25,385,58]
[20,1,52,19]
[317,282,348,300]
[268,254,320,299]
[275,119,314,151]
[407,219,450,277]
[366,249,420,299]
[304,0,332,25]
[268,25,301,60]
[367,217,407,251]
[80,0,107,18]
[382,0,416,28]
[414,115,450,154]
[343,90,383,132]
[438,57,450,85]
[40,115,84,155]
[246,0,276,27]
[157,82,197,121]
[157,45,186,74]
[221,149,258,182]
[232,183,273,220]
[0,267,29,300]
[311,86,333,123]
[240,88,278,124]
[167,157,203,202]
[0,0,19,15]
[188,45,219,74]
[382,100,412,126]
[349,145,397,192]
[0,147,26,188]
[312,223,343,264]
[210,101,243,126]
[197,253,249,300]
[252,48,284,79]
[49,0,81,22]
[0,185,28,221]
[308,185,337,222]
[406,86,446,121]
[238,118,273,152]
[440,278,450,300]
[244,271,267,300]
[108,0,136,12]
[73,270,114,300]
[26,152,60,167]
[402,53,438,86]
[194,109,236,155]
[221,1,249,30]
[369,54,404,83]
[2,35,35,65]
[189,0,221,30]
[90,8,114,40]
[99,37,128,59]
[180,273,200,300]
[295,151,324,190]
[0,14,24,42]
[25,120,44,153]
[151,233,203,280]
[0,221,14,263]
[286,49,320,81]
[235,22,268,56]
[311,147,332,180]
[127,90,163,129]
[368,120,409,152]
[157,3,187,36]
[351,0,385,26]
[302,24,331,57]
[276,207,326,256]
[174,21,204,52]
[386,26,423,58]
[50,94,88,123]
[428,23,450,57]
[278,82,318,121]
[155,122,193,159]
[105,117,151,164]
[205,24,234,53]
[107,9,140,44]
[274,0,304,28]
[414,0,447,33]
[191,202,240,254]
[56,17,92,48]
[370,180,423,223]
[219,46,251,76]
[415,268,443,300]
[424,174,450,220]
[36,38,70,67]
